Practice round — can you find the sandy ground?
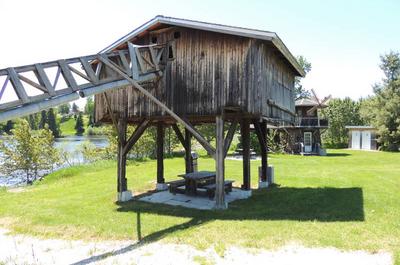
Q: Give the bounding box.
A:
[0,228,392,265]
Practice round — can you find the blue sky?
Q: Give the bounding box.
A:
[0,0,399,105]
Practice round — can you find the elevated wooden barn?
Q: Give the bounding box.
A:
[94,16,305,208]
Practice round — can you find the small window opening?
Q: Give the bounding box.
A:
[174,31,181,39]
[151,36,157,43]
[168,45,174,59]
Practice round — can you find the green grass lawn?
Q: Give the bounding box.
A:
[59,115,89,136]
[0,150,399,263]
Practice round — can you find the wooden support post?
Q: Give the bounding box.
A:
[215,116,226,209]
[185,128,193,173]
[261,121,268,182]
[254,120,268,183]
[156,122,165,186]
[117,117,128,193]
[241,119,251,190]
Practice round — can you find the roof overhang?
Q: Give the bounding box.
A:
[345,126,377,130]
[100,15,305,77]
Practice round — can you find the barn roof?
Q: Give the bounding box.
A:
[100,15,305,77]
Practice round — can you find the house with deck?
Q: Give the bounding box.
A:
[282,96,329,155]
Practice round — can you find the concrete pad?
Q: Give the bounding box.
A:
[156,183,169,191]
[138,188,252,210]
[117,190,133,202]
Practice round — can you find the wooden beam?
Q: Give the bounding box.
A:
[171,124,185,148]
[123,119,150,156]
[254,120,267,182]
[0,76,9,101]
[7,68,29,103]
[68,65,91,82]
[80,57,99,84]
[102,93,118,131]
[17,73,47,93]
[156,122,165,184]
[134,47,146,73]
[34,64,56,96]
[262,121,268,182]
[185,128,193,173]
[128,43,139,80]
[52,67,62,88]
[118,50,131,76]
[241,119,251,190]
[58,60,78,91]
[149,46,159,71]
[215,116,226,209]
[98,54,216,157]
[223,120,238,158]
[117,117,128,192]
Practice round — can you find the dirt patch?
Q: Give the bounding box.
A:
[0,228,393,265]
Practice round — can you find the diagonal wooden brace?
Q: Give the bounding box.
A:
[97,54,216,157]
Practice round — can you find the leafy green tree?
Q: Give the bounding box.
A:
[74,112,85,135]
[46,108,61,138]
[321,98,364,147]
[294,55,312,99]
[0,120,59,183]
[360,52,400,151]
[58,103,70,115]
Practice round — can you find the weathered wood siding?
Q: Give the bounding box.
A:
[246,40,296,122]
[95,27,296,123]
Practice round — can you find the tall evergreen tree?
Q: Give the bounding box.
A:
[39,110,47,129]
[75,112,85,135]
[294,56,312,99]
[72,103,79,114]
[361,51,400,151]
[85,97,95,127]
[46,108,60,138]
[27,114,39,130]
[4,120,15,135]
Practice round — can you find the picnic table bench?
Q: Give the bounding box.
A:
[166,179,186,194]
[202,180,234,199]
[167,171,235,198]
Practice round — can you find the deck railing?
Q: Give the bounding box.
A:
[295,117,328,127]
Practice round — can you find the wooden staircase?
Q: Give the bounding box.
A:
[0,43,168,122]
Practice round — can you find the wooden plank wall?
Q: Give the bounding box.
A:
[95,27,297,124]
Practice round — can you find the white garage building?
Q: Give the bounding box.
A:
[346,126,378,150]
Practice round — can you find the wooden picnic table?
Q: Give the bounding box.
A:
[178,171,216,195]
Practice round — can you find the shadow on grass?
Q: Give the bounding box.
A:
[118,187,364,222]
[326,153,352,157]
[73,187,364,264]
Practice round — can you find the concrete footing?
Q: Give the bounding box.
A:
[213,201,228,210]
[267,165,275,185]
[117,190,133,202]
[240,189,252,198]
[156,183,169,191]
[258,181,269,189]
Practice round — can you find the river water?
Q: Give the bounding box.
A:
[0,136,108,187]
